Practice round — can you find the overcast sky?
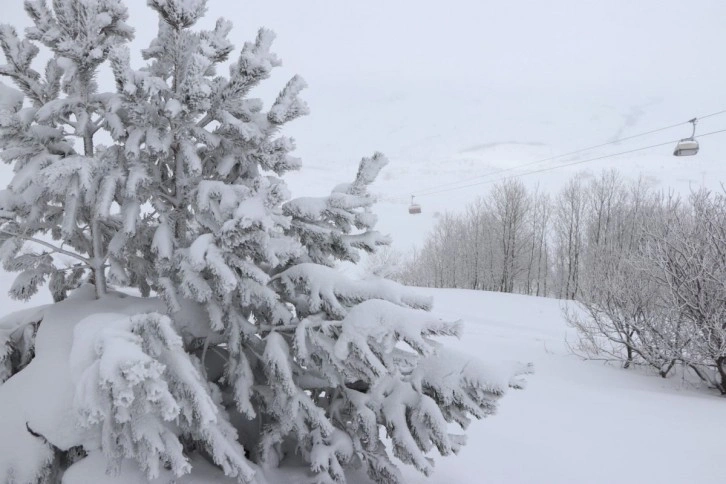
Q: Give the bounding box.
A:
[4,0,725,158]
[3,0,726,255]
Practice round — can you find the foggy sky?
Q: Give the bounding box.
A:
[3,0,726,255]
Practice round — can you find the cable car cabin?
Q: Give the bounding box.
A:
[674,118,699,156]
[673,139,699,156]
[408,195,422,214]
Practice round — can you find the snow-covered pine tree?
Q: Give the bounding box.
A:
[0,1,530,483]
[0,0,138,302]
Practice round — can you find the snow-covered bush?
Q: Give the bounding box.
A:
[567,188,726,393]
[565,243,685,377]
[0,1,530,482]
[641,190,726,393]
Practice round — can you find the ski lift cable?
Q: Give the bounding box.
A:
[698,109,726,120]
[419,128,726,197]
[413,122,683,196]
[411,109,726,197]
[416,128,726,198]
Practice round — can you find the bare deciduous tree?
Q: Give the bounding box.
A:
[490,180,531,293]
[553,176,587,299]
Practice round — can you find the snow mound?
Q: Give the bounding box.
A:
[0,286,164,482]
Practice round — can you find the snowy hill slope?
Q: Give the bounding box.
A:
[282,88,726,251]
[397,288,723,484]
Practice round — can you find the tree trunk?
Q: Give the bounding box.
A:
[85,125,106,299]
[717,357,726,394]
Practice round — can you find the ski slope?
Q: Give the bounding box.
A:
[395,288,723,484]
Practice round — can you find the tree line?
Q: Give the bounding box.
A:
[390,170,726,392]
[397,170,639,298]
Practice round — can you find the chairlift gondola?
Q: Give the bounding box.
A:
[408,195,421,214]
[673,118,699,156]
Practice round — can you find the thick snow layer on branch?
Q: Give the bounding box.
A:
[0,82,23,112]
[277,263,432,318]
[148,0,208,29]
[268,75,309,124]
[350,152,388,194]
[0,304,49,335]
[282,196,327,220]
[334,299,462,363]
[234,28,280,82]
[411,348,533,429]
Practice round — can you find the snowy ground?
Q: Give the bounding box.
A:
[3,285,721,483]
[394,288,724,484]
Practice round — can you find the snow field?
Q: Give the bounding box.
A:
[399,288,724,484]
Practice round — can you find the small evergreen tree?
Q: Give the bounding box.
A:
[0,1,530,483]
[0,0,135,301]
